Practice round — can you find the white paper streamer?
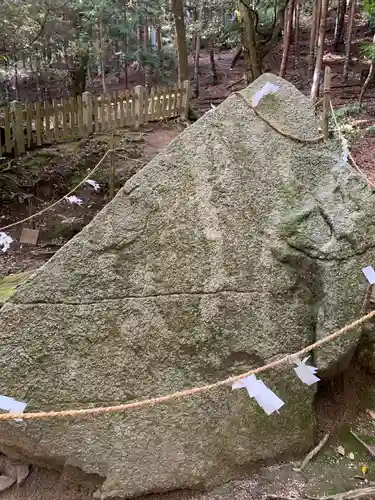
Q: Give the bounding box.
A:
[0,232,13,253]
[294,356,320,386]
[86,179,101,191]
[65,195,83,206]
[0,395,27,422]
[363,265,375,284]
[252,82,280,108]
[232,374,284,415]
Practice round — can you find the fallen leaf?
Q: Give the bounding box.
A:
[0,475,16,493]
[366,409,375,419]
[337,445,345,456]
[349,452,355,460]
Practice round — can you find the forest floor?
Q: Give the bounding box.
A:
[2,10,375,500]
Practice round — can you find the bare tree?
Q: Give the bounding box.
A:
[359,34,375,105]
[171,0,188,82]
[294,0,300,64]
[280,0,295,77]
[334,0,346,52]
[238,2,262,82]
[308,0,321,77]
[343,0,356,81]
[310,0,329,102]
[193,4,201,97]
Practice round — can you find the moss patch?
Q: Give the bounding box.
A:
[0,272,31,305]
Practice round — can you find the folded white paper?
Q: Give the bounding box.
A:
[232,375,284,415]
[0,232,13,253]
[65,195,83,206]
[252,380,285,415]
[363,265,375,284]
[86,179,101,191]
[294,356,320,386]
[0,395,27,421]
[252,82,280,107]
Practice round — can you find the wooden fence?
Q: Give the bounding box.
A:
[0,81,190,157]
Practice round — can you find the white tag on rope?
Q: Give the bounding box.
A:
[294,356,320,386]
[0,232,13,253]
[232,375,284,415]
[65,195,83,206]
[0,395,27,422]
[252,82,280,107]
[363,265,375,284]
[86,179,101,191]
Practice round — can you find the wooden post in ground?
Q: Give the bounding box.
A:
[109,135,116,200]
[323,66,331,140]
[134,85,144,129]
[181,80,190,120]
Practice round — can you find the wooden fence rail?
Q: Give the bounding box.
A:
[0,81,190,158]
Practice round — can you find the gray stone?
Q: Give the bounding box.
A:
[0,73,374,498]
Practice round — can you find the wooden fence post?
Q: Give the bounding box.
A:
[180,80,190,120]
[82,91,94,136]
[134,85,144,129]
[323,66,331,140]
[11,101,25,155]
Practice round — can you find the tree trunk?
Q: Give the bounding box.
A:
[279,0,295,77]
[144,20,151,88]
[230,45,243,69]
[239,3,262,83]
[99,17,107,94]
[171,0,189,82]
[359,33,375,105]
[156,25,162,52]
[115,41,121,84]
[70,55,89,97]
[123,9,129,90]
[13,60,20,101]
[294,0,301,64]
[334,0,346,52]
[343,0,356,81]
[315,0,322,48]
[209,39,218,85]
[193,7,201,97]
[308,0,321,77]
[310,0,329,102]
[155,23,162,81]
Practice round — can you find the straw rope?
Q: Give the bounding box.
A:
[1,309,374,421]
[234,92,325,143]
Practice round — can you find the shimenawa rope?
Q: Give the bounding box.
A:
[1,309,374,421]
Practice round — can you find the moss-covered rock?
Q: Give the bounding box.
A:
[0,272,31,306]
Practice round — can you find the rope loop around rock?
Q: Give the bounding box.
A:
[234,92,325,144]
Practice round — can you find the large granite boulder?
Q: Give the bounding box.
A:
[0,74,374,498]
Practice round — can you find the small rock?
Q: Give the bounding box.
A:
[0,475,16,492]
[337,445,345,456]
[16,465,29,485]
[349,452,355,460]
